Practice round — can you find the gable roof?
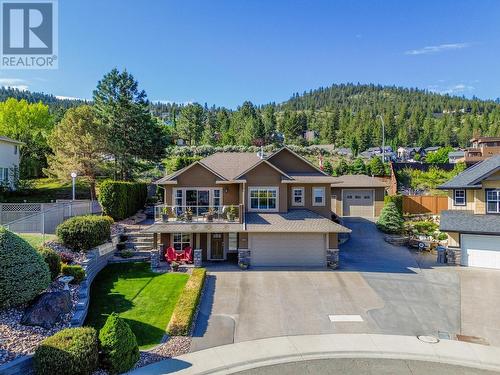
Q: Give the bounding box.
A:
[155,161,228,184]
[438,155,500,189]
[331,175,388,188]
[267,147,328,175]
[0,136,23,145]
[201,152,262,180]
[234,158,292,180]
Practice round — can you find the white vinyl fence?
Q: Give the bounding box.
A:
[1,200,101,234]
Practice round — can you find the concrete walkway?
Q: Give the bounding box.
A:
[129,334,500,374]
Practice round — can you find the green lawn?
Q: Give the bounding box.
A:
[18,233,57,248]
[85,262,189,349]
[2,178,91,202]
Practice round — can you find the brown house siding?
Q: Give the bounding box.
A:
[243,162,288,212]
[328,233,338,249]
[287,184,332,218]
[267,148,319,173]
[238,232,248,249]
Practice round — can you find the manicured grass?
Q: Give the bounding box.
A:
[18,233,57,248]
[85,262,189,349]
[2,178,91,202]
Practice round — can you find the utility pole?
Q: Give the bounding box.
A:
[376,115,386,162]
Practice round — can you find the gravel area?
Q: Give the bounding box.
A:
[0,282,80,365]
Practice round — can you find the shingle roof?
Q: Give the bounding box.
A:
[245,209,351,233]
[440,210,500,235]
[200,152,262,180]
[438,155,500,189]
[285,173,338,184]
[331,175,388,188]
[0,136,23,145]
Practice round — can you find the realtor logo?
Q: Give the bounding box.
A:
[1,0,58,69]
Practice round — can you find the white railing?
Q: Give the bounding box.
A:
[154,204,243,224]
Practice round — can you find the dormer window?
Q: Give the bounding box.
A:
[453,189,466,206]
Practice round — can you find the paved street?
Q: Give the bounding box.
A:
[191,218,500,352]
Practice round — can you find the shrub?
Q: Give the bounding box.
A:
[98,180,148,220]
[34,327,99,375]
[376,202,404,234]
[384,195,403,214]
[61,264,85,283]
[167,268,206,336]
[56,215,113,251]
[411,220,438,236]
[99,313,139,374]
[0,228,50,308]
[38,247,61,281]
[59,251,75,264]
[120,249,134,258]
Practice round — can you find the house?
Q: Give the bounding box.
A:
[397,146,422,161]
[461,137,500,164]
[331,175,387,217]
[302,130,318,142]
[145,147,357,267]
[448,150,465,164]
[423,146,440,154]
[438,155,500,269]
[0,136,22,190]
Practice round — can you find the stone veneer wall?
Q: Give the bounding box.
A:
[327,249,339,269]
[446,247,461,266]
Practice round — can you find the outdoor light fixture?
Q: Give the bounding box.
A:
[70,172,77,200]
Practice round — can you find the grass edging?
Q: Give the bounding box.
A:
[167,268,206,336]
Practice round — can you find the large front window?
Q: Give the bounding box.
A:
[249,187,278,211]
[173,233,191,251]
[172,188,222,208]
[486,189,500,214]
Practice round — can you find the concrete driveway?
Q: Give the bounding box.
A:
[191,218,500,351]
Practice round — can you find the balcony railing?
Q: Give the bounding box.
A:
[154,204,243,224]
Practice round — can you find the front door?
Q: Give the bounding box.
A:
[211,233,224,260]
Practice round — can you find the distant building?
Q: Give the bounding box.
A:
[424,146,440,154]
[302,130,318,142]
[397,146,422,161]
[448,150,465,164]
[0,136,23,190]
[461,137,500,164]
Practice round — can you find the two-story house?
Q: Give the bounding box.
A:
[461,136,500,164]
[145,147,352,267]
[438,155,500,269]
[0,136,22,190]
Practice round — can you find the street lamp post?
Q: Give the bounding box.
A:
[70,172,77,201]
[376,115,386,162]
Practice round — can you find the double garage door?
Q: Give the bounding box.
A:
[342,190,374,217]
[250,233,326,267]
[461,234,500,269]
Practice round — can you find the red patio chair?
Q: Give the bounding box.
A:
[180,246,193,263]
[165,246,178,263]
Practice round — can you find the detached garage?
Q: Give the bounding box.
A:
[250,233,326,267]
[331,175,387,218]
[461,234,500,269]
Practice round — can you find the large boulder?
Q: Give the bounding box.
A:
[21,291,72,329]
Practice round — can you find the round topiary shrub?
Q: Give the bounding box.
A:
[38,246,61,281]
[99,313,139,374]
[0,228,51,308]
[376,202,404,234]
[56,215,114,251]
[34,327,99,375]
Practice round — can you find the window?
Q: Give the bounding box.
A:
[0,168,8,183]
[213,189,221,207]
[172,188,222,207]
[486,189,500,214]
[228,232,238,250]
[249,187,278,211]
[312,187,325,206]
[454,189,466,206]
[173,233,191,251]
[291,187,304,206]
[174,189,183,206]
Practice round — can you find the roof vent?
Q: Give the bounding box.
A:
[257,146,265,159]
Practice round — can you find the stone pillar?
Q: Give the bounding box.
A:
[327,249,339,269]
[446,247,461,266]
[238,249,251,267]
[194,249,202,268]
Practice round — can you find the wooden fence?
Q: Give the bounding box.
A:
[402,195,448,215]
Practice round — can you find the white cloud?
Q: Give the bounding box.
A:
[0,78,29,91]
[428,83,475,95]
[405,43,469,55]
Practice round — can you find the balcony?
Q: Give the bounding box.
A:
[154,204,244,224]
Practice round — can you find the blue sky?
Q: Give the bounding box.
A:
[1,0,499,107]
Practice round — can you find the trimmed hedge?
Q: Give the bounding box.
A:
[56,215,113,251]
[99,313,139,374]
[98,180,148,220]
[376,202,404,234]
[167,268,206,336]
[61,264,85,283]
[384,194,403,214]
[0,228,50,308]
[34,327,99,375]
[38,247,61,281]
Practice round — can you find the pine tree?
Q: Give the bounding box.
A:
[376,202,404,234]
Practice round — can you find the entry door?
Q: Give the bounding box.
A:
[211,233,224,260]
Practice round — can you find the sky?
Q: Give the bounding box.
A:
[1,0,500,108]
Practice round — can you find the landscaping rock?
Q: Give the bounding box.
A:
[21,291,72,329]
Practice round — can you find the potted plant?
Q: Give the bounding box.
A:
[238,262,248,270]
[171,261,179,272]
[161,207,170,222]
[227,205,237,222]
[184,207,193,222]
[206,207,216,222]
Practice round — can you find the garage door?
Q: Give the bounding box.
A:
[250,233,326,267]
[461,234,500,269]
[343,190,374,217]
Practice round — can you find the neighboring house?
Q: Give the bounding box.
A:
[302,130,318,142]
[461,136,500,164]
[331,175,387,217]
[0,136,22,190]
[448,150,465,164]
[359,146,394,161]
[397,146,422,161]
[438,155,500,269]
[424,146,440,154]
[146,147,359,267]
